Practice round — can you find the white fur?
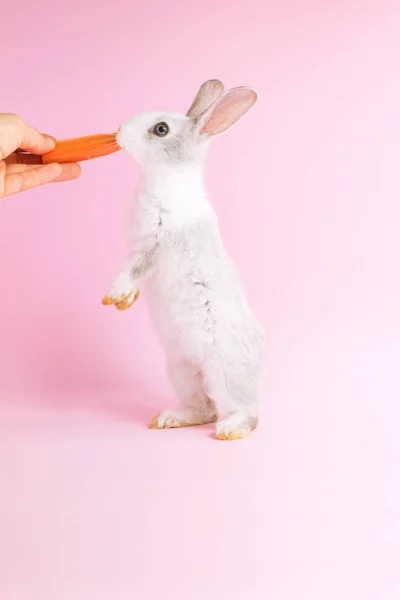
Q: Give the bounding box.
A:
[106,82,265,439]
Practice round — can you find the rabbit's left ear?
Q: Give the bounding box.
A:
[195,87,258,137]
[187,79,224,119]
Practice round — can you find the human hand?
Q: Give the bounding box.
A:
[0,113,81,198]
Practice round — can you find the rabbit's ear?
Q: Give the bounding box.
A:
[186,80,224,119]
[196,87,258,137]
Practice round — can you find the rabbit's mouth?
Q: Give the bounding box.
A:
[115,128,128,153]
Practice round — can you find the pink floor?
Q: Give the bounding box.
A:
[0,328,399,600]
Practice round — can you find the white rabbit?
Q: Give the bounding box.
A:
[103,80,266,440]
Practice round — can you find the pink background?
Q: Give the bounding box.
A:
[1,1,400,598]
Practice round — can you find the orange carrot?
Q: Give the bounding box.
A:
[42,133,120,164]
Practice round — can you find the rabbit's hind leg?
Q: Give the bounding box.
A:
[203,364,259,441]
[149,361,218,430]
[215,410,258,440]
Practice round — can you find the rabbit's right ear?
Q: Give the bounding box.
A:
[186,80,224,119]
[194,87,258,137]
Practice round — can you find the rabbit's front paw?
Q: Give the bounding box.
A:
[102,273,140,311]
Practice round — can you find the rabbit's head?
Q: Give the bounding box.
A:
[117,80,258,168]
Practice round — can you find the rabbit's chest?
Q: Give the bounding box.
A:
[150,240,210,303]
[145,232,218,349]
[154,222,220,283]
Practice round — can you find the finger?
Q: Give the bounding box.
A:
[0,114,55,159]
[19,124,55,155]
[41,133,56,142]
[14,135,56,153]
[51,163,81,182]
[3,163,62,197]
[5,163,43,174]
[5,152,43,166]
[6,161,80,179]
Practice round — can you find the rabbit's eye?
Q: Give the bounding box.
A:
[152,122,169,137]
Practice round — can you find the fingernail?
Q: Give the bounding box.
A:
[42,135,56,149]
